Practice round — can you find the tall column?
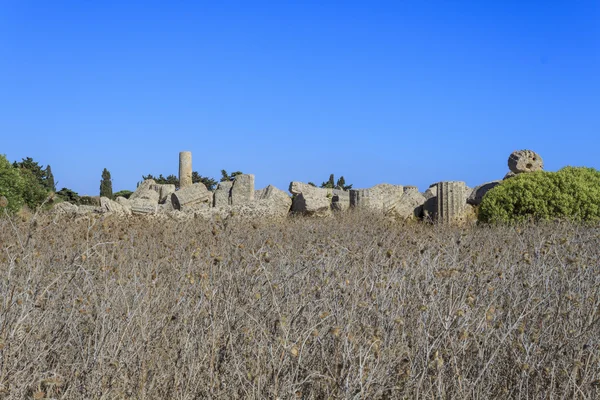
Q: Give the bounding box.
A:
[436,181,466,224]
[179,151,192,189]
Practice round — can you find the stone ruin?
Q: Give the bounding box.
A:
[52,149,544,224]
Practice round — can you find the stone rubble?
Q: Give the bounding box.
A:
[51,149,544,225]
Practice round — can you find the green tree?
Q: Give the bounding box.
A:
[44,165,56,192]
[479,167,600,223]
[193,172,218,191]
[321,174,335,189]
[220,170,243,182]
[13,157,46,184]
[19,168,49,209]
[0,154,25,213]
[113,190,133,199]
[56,188,81,204]
[336,176,353,191]
[100,168,113,198]
[11,157,51,209]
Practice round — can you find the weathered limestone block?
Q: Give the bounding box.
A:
[54,202,79,214]
[76,205,103,215]
[503,171,516,180]
[115,196,131,208]
[387,190,427,219]
[130,179,160,203]
[349,184,404,212]
[230,174,255,205]
[421,184,438,221]
[331,189,350,212]
[150,184,176,204]
[234,184,292,219]
[100,197,131,216]
[467,181,501,206]
[289,182,332,217]
[130,198,158,215]
[179,151,193,189]
[436,181,467,224]
[171,183,212,211]
[508,150,543,173]
[214,181,233,207]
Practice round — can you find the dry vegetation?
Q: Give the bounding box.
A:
[0,210,599,399]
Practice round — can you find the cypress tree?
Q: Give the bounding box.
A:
[44,165,56,192]
[100,168,113,198]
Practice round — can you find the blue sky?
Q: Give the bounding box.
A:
[1,1,598,195]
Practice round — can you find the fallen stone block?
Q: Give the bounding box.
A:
[349,184,404,211]
[100,197,131,216]
[171,183,212,211]
[467,181,501,206]
[289,181,332,217]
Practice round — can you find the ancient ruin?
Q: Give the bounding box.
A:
[51,149,545,225]
[179,151,193,189]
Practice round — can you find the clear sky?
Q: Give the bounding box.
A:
[1,1,598,195]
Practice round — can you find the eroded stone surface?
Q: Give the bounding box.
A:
[349,184,404,211]
[289,182,333,217]
[101,197,131,216]
[214,181,233,207]
[230,174,255,205]
[436,181,467,224]
[171,183,212,211]
[467,181,500,206]
[179,151,192,189]
[508,150,543,173]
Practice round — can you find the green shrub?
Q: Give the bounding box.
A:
[0,154,25,213]
[18,168,49,209]
[113,190,133,199]
[478,167,600,223]
[56,188,81,204]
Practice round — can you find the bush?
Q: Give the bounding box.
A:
[0,154,25,213]
[113,190,133,199]
[479,167,600,223]
[56,188,81,204]
[18,168,49,209]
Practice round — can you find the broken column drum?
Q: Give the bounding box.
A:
[436,181,466,224]
[179,151,193,189]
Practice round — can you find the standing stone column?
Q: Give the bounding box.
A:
[179,151,192,189]
[436,181,466,224]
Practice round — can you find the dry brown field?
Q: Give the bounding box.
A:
[0,211,599,399]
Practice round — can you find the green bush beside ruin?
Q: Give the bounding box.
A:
[478,166,600,223]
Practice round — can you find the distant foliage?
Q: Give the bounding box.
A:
[220,170,243,182]
[142,172,218,191]
[2,156,54,212]
[193,172,218,191]
[100,168,113,198]
[320,174,353,191]
[113,190,133,199]
[0,154,25,213]
[142,174,179,187]
[44,165,56,192]
[56,188,81,204]
[479,167,600,223]
[19,168,49,209]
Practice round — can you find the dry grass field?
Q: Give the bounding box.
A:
[0,211,599,399]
